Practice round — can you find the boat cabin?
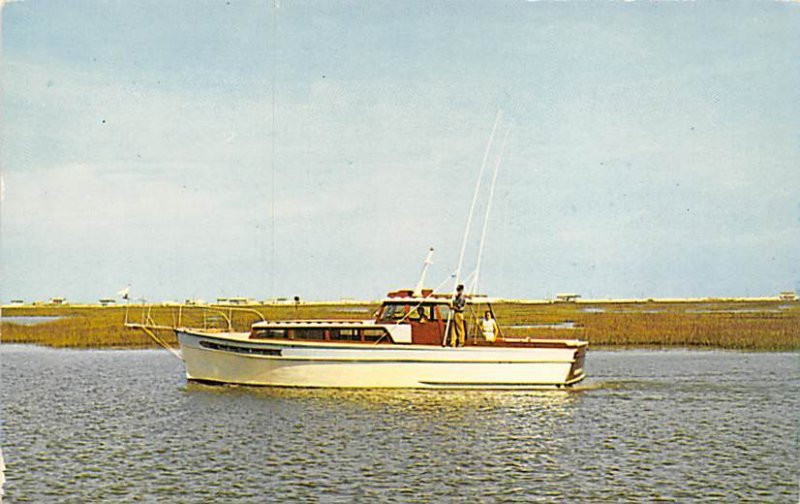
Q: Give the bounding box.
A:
[248,288,497,347]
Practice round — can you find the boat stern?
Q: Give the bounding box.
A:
[565,343,587,385]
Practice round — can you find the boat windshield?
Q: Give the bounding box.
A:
[380,303,407,322]
[378,302,446,322]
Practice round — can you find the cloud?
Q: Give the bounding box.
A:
[2,162,249,240]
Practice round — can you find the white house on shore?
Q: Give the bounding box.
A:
[216,297,256,306]
[779,291,798,302]
[554,293,581,303]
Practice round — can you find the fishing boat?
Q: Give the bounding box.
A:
[171,287,587,389]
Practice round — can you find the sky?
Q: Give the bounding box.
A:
[1,0,798,303]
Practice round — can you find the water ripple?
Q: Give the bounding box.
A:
[0,346,797,502]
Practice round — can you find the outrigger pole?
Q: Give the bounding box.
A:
[453,109,502,291]
[471,126,511,295]
[445,110,503,345]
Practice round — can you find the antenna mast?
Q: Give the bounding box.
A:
[413,247,435,297]
[269,0,279,301]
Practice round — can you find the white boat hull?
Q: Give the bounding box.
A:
[177,330,586,389]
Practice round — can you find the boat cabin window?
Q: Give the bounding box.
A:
[293,328,325,341]
[381,303,406,321]
[330,328,361,342]
[252,327,390,343]
[362,329,386,342]
[408,305,426,320]
[252,328,289,339]
[379,303,443,323]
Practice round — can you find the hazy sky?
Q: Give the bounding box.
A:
[1,0,798,303]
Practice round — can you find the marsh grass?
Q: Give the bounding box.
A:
[2,301,798,350]
[492,301,799,350]
[0,304,380,349]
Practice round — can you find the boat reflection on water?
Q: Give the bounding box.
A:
[183,381,582,423]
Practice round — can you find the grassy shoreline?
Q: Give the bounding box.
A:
[1,300,798,351]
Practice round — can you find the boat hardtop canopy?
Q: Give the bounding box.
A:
[382,289,499,305]
[251,319,377,329]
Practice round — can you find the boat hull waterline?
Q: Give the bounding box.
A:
[177,330,586,389]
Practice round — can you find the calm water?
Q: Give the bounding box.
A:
[0,317,63,326]
[0,345,797,502]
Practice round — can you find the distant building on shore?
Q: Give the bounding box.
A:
[779,291,798,302]
[554,293,581,303]
[49,297,67,305]
[216,297,256,306]
[265,297,294,305]
[99,298,116,306]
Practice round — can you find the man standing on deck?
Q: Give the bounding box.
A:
[451,284,467,347]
